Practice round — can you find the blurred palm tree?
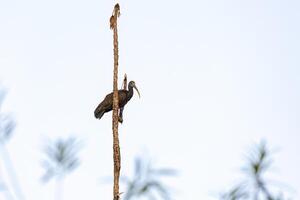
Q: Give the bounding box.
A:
[121,156,177,200]
[220,185,249,200]
[219,141,292,200]
[41,137,81,200]
[0,162,15,200]
[243,141,274,200]
[0,89,15,143]
[0,88,26,200]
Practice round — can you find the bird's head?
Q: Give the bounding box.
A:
[129,81,140,98]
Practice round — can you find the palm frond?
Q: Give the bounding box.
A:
[123,155,176,200]
[0,115,16,143]
[41,137,81,182]
[150,168,178,176]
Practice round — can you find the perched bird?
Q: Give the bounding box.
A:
[94,81,140,121]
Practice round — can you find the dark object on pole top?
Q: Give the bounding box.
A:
[110,3,120,29]
[94,81,140,120]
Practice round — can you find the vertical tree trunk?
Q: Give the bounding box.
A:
[261,184,274,200]
[0,144,26,200]
[55,177,63,200]
[111,4,121,200]
[0,164,15,200]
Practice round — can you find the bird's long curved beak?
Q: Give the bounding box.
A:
[133,85,141,98]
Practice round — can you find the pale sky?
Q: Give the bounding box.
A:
[0,0,300,199]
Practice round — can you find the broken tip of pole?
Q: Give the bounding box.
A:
[122,73,127,90]
[110,3,121,29]
[114,3,121,17]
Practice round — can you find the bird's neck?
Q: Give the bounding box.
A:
[127,86,134,99]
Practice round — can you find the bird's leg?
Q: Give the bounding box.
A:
[118,107,124,123]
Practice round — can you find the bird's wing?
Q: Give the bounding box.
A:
[94,90,127,116]
[94,92,113,114]
[118,90,128,107]
[103,90,126,104]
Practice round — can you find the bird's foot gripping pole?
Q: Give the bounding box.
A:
[118,107,124,123]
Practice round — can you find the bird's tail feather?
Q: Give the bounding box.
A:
[94,105,105,119]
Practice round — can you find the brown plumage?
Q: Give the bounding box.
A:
[94,81,140,120]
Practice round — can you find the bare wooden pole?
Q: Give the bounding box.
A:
[110,3,121,200]
[122,74,127,90]
[118,74,127,123]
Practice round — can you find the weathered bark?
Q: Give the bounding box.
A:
[110,4,121,200]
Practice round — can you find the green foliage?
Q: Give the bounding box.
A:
[220,185,249,200]
[0,114,15,143]
[41,137,81,182]
[122,156,177,200]
[0,91,15,144]
[0,89,26,200]
[219,141,292,200]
